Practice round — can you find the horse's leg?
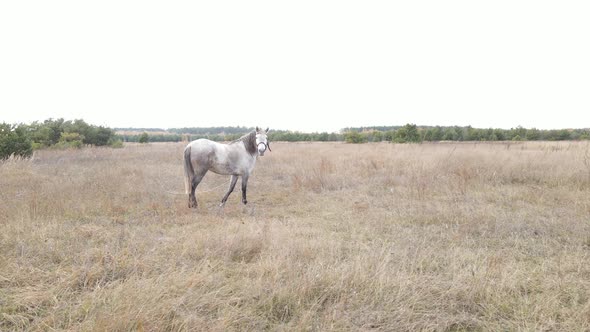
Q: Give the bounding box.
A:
[220,175,238,207]
[241,174,249,205]
[189,169,207,208]
[188,177,197,208]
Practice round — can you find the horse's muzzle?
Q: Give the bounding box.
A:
[257,142,269,156]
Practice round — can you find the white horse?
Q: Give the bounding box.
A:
[183,127,270,208]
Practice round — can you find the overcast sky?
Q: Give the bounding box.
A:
[1,1,589,133]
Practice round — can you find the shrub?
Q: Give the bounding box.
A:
[22,118,116,148]
[139,132,149,143]
[393,124,421,143]
[109,138,124,148]
[54,132,84,149]
[344,131,367,144]
[0,123,33,159]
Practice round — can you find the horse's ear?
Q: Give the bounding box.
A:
[256,126,260,132]
[265,127,269,133]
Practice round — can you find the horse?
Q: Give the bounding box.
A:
[183,127,271,208]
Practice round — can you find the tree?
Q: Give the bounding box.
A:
[55,132,84,149]
[393,127,408,143]
[443,128,459,141]
[44,118,66,146]
[139,132,149,143]
[423,129,433,141]
[0,123,33,159]
[372,131,383,142]
[510,126,527,141]
[525,128,541,141]
[556,129,572,141]
[344,131,367,143]
[383,130,395,142]
[22,118,115,148]
[393,124,421,143]
[93,126,115,146]
[405,124,421,142]
[465,126,478,141]
[493,129,506,141]
[431,126,444,141]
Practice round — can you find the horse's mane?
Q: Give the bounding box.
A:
[230,131,257,155]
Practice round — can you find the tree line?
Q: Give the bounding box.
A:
[120,125,590,144]
[343,124,589,143]
[117,129,344,143]
[1,119,118,159]
[2,120,589,160]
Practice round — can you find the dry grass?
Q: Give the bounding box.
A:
[1,141,590,331]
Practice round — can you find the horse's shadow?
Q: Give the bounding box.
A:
[205,201,257,218]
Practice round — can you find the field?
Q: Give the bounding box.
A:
[2,141,590,331]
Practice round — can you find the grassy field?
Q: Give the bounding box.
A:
[1,141,590,331]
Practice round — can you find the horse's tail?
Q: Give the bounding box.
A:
[183,145,194,194]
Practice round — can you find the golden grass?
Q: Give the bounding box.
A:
[1,141,590,331]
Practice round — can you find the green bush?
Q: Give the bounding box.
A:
[393,124,421,143]
[0,123,33,159]
[109,138,124,148]
[22,118,115,148]
[344,131,367,144]
[139,132,149,143]
[54,132,84,149]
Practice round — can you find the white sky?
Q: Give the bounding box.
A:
[1,1,589,133]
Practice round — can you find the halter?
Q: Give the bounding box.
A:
[257,141,271,152]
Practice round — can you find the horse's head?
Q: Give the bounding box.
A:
[255,127,271,156]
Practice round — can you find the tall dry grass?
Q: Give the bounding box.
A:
[1,141,590,331]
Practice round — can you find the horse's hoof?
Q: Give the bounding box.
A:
[242,200,248,205]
